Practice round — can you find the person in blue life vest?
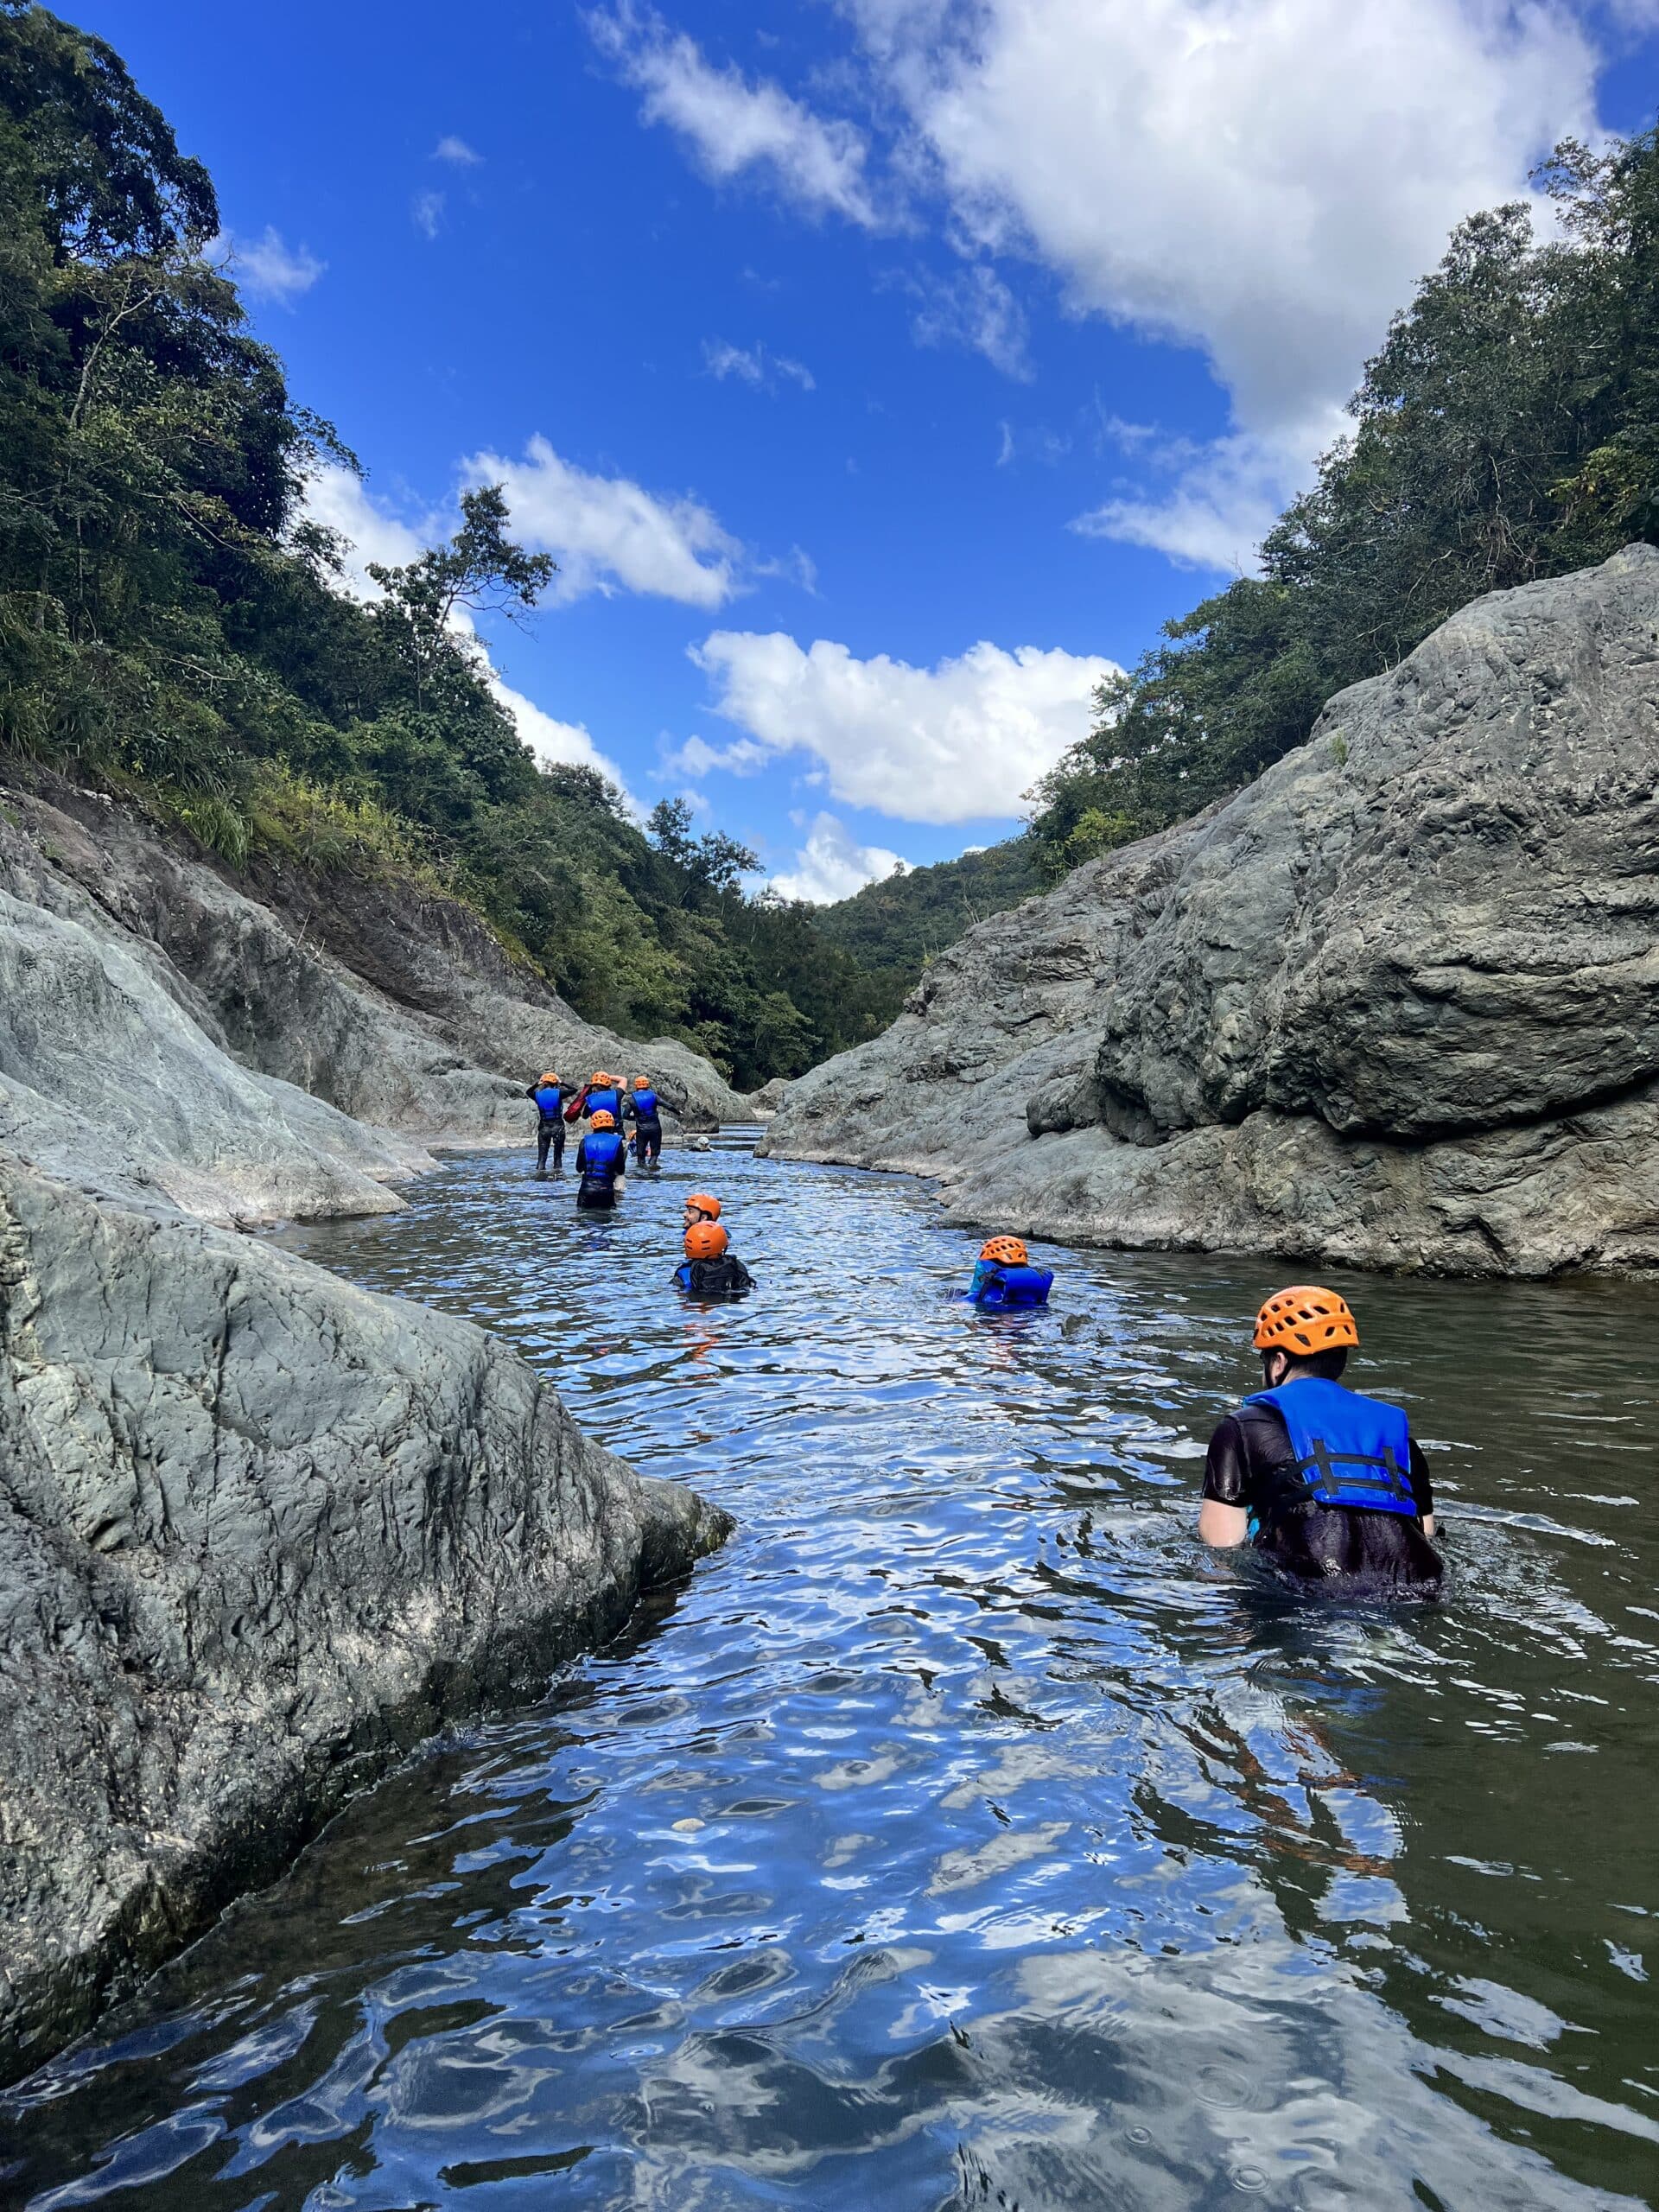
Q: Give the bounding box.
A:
[1199,1284,1443,1588]
[625,1072,664,1170]
[574,1108,628,1211]
[566,1068,623,1128]
[674,1217,754,1298]
[524,1071,565,1177]
[966,1235,1053,1310]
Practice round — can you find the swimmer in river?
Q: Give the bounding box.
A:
[1198,1284,1443,1589]
[683,1190,721,1234]
[674,1217,753,1299]
[964,1235,1052,1309]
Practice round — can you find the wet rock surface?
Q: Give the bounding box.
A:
[0,1149,729,2085]
[767,547,1659,1275]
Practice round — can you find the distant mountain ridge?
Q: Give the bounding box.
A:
[809,837,1044,1009]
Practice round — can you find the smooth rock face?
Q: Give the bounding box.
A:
[766,548,1659,1276]
[0,781,748,1223]
[0,1150,729,2085]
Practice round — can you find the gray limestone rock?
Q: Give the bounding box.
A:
[766,547,1659,1276]
[0,1150,730,2085]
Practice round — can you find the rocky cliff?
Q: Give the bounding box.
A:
[0,775,749,1227]
[766,546,1659,1277]
[0,1148,729,2085]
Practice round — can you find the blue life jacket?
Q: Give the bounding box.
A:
[973,1262,1053,1310]
[1245,1377,1417,1516]
[631,1086,658,1120]
[586,1085,620,1119]
[581,1129,626,1179]
[533,1084,562,1119]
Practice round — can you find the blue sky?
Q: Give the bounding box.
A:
[78,1,1659,898]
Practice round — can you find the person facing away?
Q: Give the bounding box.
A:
[1199,1284,1442,1589]
[626,1073,664,1170]
[524,1071,565,1177]
[566,1069,623,1125]
[574,1109,627,1210]
[967,1236,1052,1310]
[675,1218,753,1299]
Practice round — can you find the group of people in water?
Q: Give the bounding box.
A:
[525,1069,754,1297]
[526,1078,1440,1589]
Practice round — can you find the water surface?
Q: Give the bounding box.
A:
[5,1147,1656,2209]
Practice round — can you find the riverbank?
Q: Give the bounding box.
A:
[7,1145,1653,2207]
[0,770,752,2083]
[766,549,1659,1279]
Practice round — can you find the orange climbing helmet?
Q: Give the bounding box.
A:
[589,1109,617,1131]
[1253,1284,1359,1356]
[538,1071,559,1086]
[632,1073,651,1089]
[592,1069,614,1086]
[684,1221,728,1261]
[684,1192,721,1221]
[980,1236,1028,1267]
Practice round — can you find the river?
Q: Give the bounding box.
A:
[3,1146,1656,2210]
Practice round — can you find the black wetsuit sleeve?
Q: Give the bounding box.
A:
[1201,1416,1250,1506]
[1408,1437,1434,1517]
[575,1137,588,1172]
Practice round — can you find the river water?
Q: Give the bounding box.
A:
[4,1147,1656,2210]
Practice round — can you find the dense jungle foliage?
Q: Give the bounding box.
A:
[1027,125,1659,874]
[810,836,1042,991]
[0,1,898,1087]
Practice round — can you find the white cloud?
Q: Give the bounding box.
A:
[208,226,324,304]
[299,466,637,805]
[864,0,1602,560]
[1071,419,1331,572]
[703,338,817,391]
[589,3,883,226]
[895,259,1031,380]
[692,632,1116,824]
[433,135,482,165]
[661,732,771,779]
[771,812,911,903]
[468,435,742,607]
[412,189,446,238]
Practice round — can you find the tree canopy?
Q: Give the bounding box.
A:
[1027,128,1659,874]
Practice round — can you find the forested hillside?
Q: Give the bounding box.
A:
[1027,128,1659,874]
[810,836,1042,1011]
[0,1,892,1090]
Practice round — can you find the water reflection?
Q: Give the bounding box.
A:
[4,1149,1656,2209]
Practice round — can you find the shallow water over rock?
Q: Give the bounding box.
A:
[5,1149,1656,2209]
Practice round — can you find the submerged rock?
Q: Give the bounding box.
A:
[766,546,1659,1276]
[0,1150,730,2086]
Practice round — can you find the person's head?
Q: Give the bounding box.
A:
[593,1069,613,1087]
[1252,1284,1357,1387]
[683,1191,721,1225]
[539,1071,559,1087]
[980,1236,1027,1268]
[590,1109,617,1131]
[632,1073,651,1090]
[684,1220,728,1262]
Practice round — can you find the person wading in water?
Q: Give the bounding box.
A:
[1198,1285,1442,1589]
[524,1071,565,1178]
[626,1074,664,1172]
[574,1109,628,1211]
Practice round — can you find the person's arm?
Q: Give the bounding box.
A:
[1408,1437,1436,1540]
[1198,1417,1251,1548]
[575,1137,588,1171]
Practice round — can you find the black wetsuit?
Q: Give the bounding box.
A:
[1203,1397,1442,1588]
[626,1089,664,1167]
[674,1253,754,1298]
[575,1130,627,1211]
[526,1086,565,1173]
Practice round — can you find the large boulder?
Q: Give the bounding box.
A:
[766,547,1659,1276]
[0,1151,729,2085]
